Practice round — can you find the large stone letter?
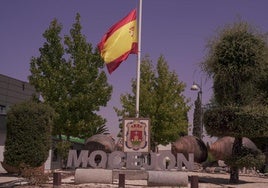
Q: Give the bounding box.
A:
[177,153,194,171]
[126,152,142,170]
[88,150,107,168]
[67,150,89,168]
[157,151,176,170]
[142,152,157,170]
[107,151,126,169]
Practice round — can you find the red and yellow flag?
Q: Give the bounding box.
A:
[98,9,138,74]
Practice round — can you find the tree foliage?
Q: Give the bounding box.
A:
[202,21,268,183]
[115,55,190,149]
[204,106,268,138]
[29,14,112,139]
[202,22,268,106]
[202,21,268,137]
[4,101,54,169]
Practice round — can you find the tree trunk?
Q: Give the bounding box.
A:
[229,166,239,184]
[229,137,242,184]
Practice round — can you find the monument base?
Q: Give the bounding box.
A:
[75,168,189,186]
[148,171,188,186]
[75,168,113,184]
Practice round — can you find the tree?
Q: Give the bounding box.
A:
[4,101,54,171]
[29,14,112,139]
[202,21,268,183]
[115,55,190,150]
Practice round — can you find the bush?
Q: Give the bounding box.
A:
[224,147,265,169]
[3,101,54,172]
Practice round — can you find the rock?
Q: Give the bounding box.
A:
[218,160,227,167]
[172,136,208,163]
[209,136,259,160]
[84,134,115,153]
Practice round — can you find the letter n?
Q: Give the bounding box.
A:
[177,153,194,171]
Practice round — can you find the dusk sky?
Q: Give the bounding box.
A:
[1,0,268,139]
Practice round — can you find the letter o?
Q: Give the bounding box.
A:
[88,150,107,168]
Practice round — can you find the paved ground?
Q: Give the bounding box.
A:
[0,170,268,187]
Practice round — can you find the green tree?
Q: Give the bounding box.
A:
[29,14,112,139]
[115,55,190,150]
[4,101,54,170]
[202,21,268,183]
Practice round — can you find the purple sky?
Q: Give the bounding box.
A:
[1,0,268,138]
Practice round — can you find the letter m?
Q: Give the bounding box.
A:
[67,150,89,168]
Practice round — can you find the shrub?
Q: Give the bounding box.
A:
[224,147,265,169]
[3,101,54,172]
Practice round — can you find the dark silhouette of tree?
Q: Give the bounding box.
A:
[193,93,202,138]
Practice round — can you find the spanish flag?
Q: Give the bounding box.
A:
[98,9,138,74]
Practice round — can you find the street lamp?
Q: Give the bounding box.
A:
[191,81,203,139]
[190,82,201,92]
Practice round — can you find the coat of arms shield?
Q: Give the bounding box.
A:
[123,118,150,152]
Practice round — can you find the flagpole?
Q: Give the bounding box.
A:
[136,0,142,118]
